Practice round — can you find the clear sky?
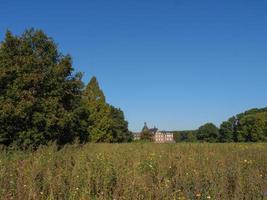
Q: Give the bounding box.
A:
[1,0,267,132]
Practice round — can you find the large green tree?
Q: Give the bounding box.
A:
[109,105,133,142]
[173,131,197,142]
[83,77,112,142]
[219,117,235,142]
[236,112,267,142]
[197,123,219,142]
[220,107,267,142]
[83,77,131,142]
[0,29,84,148]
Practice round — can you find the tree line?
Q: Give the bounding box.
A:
[1,29,266,148]
[0,29,132,149]
[174,107,267,143]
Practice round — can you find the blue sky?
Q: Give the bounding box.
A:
[1,0,267,131]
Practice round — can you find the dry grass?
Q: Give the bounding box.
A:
[0,143,266,200]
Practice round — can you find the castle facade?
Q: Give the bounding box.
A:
[134,123,175,143]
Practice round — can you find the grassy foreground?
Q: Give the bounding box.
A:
[0,143,266,200]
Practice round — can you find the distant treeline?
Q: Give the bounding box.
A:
[174,107,267,143]
[0,29,132,149]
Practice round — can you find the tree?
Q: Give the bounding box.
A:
[173,130,197,142]
[109,105,132,142]
[237,113,267,142]
[0,29,84,148]
[83,77,113,142]
[219,117,235,142]
[186,131,197,142]
[139,122,153,141]
[140,129,153,141]
[173,132,182,142]
[221,107,267,142]
[197,123,219,142]
[83,77,131,143]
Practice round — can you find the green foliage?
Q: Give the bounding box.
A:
[219,117,235,142]
[140,122,153,141]
[197,123,219,142]
[237,112,267,142]
[140,129,153,141]
[83,77,131,143]
[173,131,182,142]
[173,131,197,142]
[174,107,267,143]
[109,106,133,142]
[83,76,112,142]
[186,131,197,142]
[219,108,267,143]
[0,29,84,148]
[0,29,266,146]
[0,29,130,148]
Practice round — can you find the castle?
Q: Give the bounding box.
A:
[134,123,175,143]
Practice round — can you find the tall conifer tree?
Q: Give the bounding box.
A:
[83,77,113,142]
[83,77,132,142]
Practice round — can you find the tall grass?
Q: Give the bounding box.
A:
[0,143,266,200]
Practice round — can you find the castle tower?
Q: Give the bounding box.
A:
[142,122,149,132]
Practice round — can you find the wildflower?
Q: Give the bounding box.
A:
[207,195,211,199]
[23,184,27,187]
[76,187,79,190]
[244,159,247,163]
[40,192,44,195]
[196,193,201,197]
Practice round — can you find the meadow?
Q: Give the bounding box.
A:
[0,143,266,200]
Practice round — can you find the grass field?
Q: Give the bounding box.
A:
[0,143,266,200]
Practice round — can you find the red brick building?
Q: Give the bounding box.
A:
[154,130,174,143]
[134,123,174,143]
